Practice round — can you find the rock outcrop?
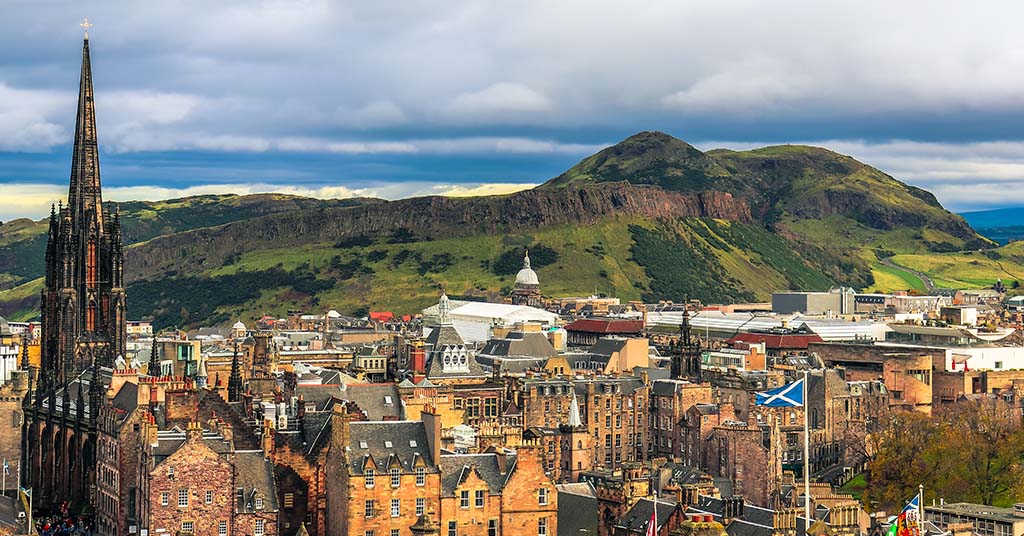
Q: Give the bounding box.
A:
[124,183,750,282]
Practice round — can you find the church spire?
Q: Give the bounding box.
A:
[67,30,104,232]
[228,342,243,403]
[567,390,582,428]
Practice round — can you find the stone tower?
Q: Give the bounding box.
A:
[673,309,702,381]
[511,251,542,307]
[559,390,592,482]
[40,31,126,388]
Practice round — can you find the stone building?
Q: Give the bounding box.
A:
[510,252,542,308]
[24,33,130,516]
[325,407,443,536]
[40,32,126,388]
[702,420,782,507]
[650,379,713,459]
[439,443,558,536]
[519,375,650,471]
[679,403,737,471]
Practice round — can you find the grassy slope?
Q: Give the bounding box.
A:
[0,193,372,290]
[891,241,1024,288]
[100,216,835,328]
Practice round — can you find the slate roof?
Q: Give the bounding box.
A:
[439,453,515,496]
[651,379,695,396]
[614,498,679,533]
[478,330,557,359]
[564,319,644,334]
[588,337,630,358]
[296,384,345,411]
[727,332,823,350]
[348,421,438,475]
[557,483,598,536]
[235,450,280,512]
[424,324,465,347]
[110,381,139,421]
[151,430,233,465]
[344,383,402,421]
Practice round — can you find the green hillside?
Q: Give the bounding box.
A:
[1,131,1013,328]
[117,217,838,329]
[0,193,376,291]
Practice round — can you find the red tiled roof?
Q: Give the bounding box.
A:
[564,318,645,334]
[726,332,823,349]
[369,311,395,322]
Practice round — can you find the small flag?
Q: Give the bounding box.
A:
[646,508,657,536]
[3,459,9,475]
[756,378,804,407]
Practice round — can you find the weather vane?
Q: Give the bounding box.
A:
[81,18,93,39]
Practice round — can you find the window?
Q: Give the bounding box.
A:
[615,434,621,448]
[254,520,266,536]
[284,492,294,509]
[484,397,498,417]
[391,498,401,517]
[539,517,548,536]
[181,521,194,533]
[365,468,376,488]
[475,489,485,508]
[538,488,548,506]
[205,490,213,504]
[218,521,227,536]
[454,398,464,409]
[460,490,470,508]
[489,519,498,536]
[416,497,425,516]
[392,530,401,536]
[167,466,175,477]
[415,467,425,486]
[448,521,457,536]
[364,531,375,536]
[466,398,481,418]
[178,488,189,508]
[160,492,169,506]
[255,497,264,510]
[365,499,375,518]
[391,467,401,487]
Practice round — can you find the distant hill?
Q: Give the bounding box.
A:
[0,193,377,290]
[0,132,1006,328]
[961,207,1024,229]
[960,207,1024,245]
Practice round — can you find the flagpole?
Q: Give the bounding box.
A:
[918,484,924,532]
[803,369,810,526]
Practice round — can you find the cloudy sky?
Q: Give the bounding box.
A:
[3,0,1024,219]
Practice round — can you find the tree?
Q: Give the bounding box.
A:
[866,399,1024,511]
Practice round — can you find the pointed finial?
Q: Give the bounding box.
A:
[523,249,531,270]
[81,18,94,39]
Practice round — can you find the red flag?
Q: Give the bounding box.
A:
[646,508,658,536]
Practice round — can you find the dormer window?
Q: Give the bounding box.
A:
[365,468,375,488]
[255,497,264,510]
[390,468,401,487]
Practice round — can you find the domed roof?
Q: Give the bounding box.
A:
[232,320,246,330]
[515,251,539,287]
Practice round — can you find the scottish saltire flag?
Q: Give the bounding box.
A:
[2,459,8,475]
[755,378,804,407]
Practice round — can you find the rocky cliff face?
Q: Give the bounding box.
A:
[124,183,749,282]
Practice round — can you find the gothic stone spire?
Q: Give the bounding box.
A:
[228,342,243,403]
[68,35,104,230]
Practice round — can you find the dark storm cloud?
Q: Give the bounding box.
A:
[3,0,1024,218]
